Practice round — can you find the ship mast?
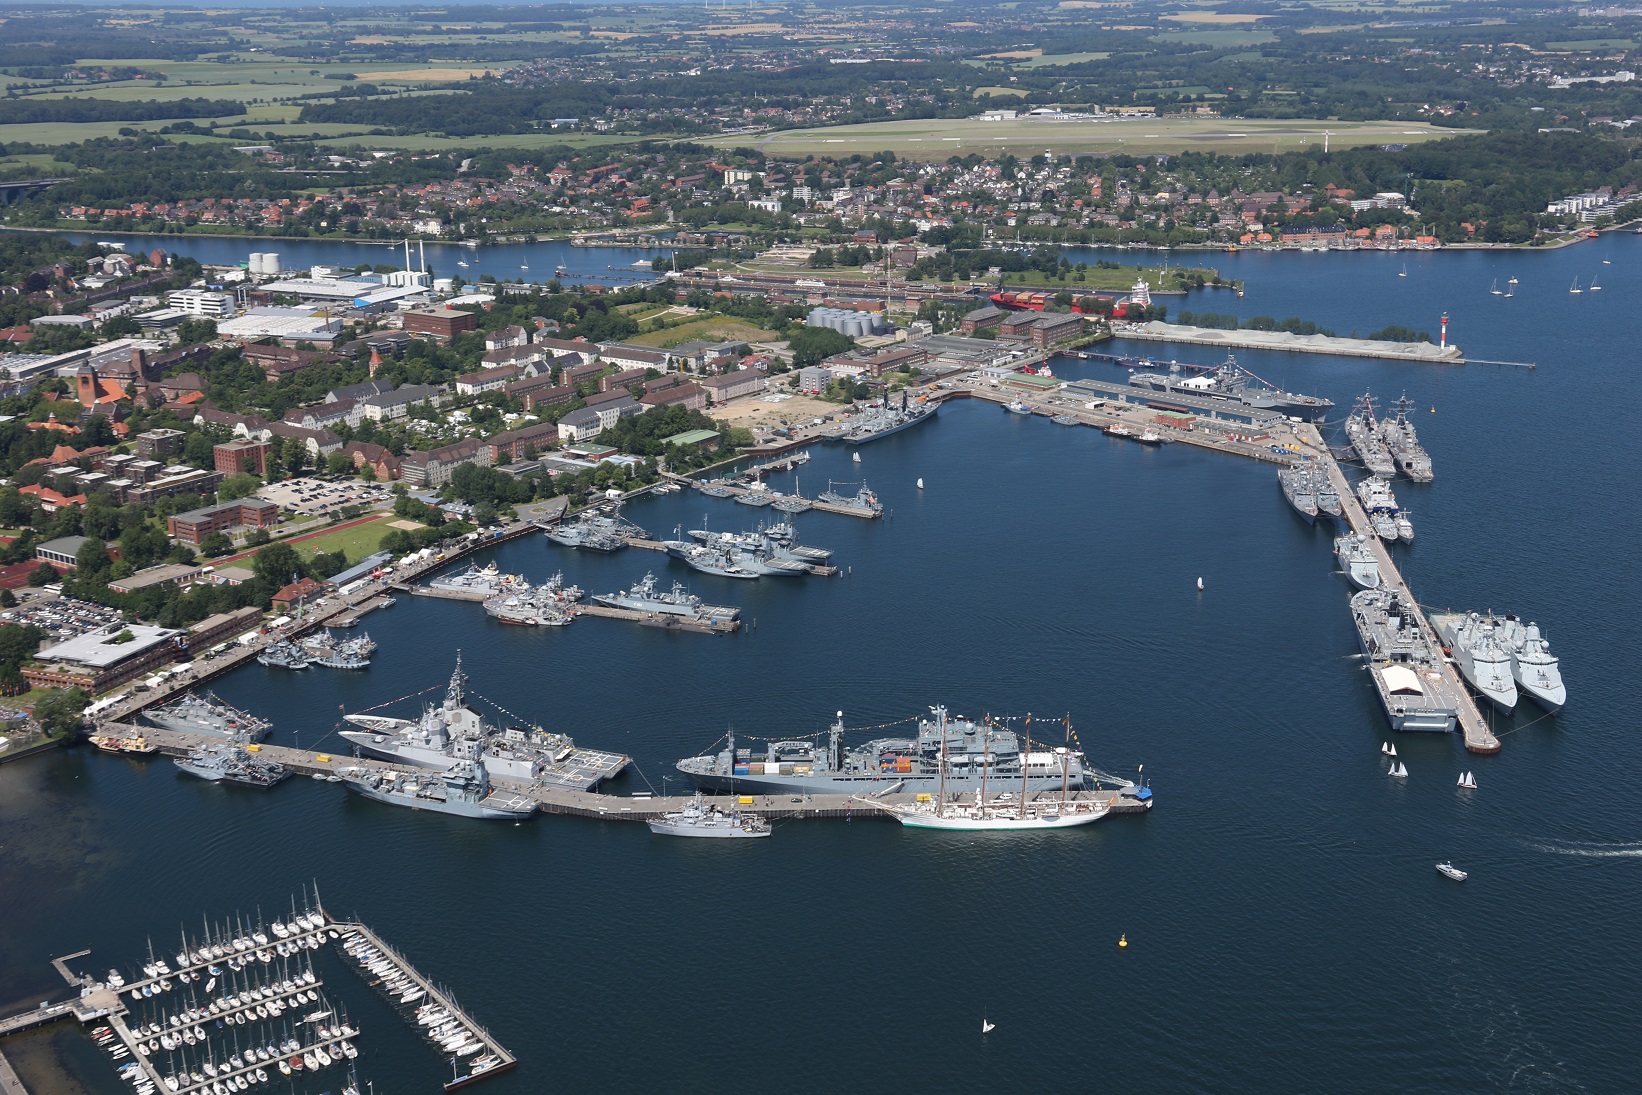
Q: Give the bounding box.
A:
[933,705,948,817]
[1018,713,1031,819]
[1060,715,1072,809]
[978,714,989,808]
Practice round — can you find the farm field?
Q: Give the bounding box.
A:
[731,116,1476,159]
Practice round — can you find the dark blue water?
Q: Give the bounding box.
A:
[3,238,1640,1094]
[46,231,673,288]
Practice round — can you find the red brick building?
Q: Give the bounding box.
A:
[213,440,272,477]
[402,305,478,341]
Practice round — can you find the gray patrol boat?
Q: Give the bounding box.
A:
[646,793,771,838]
[145,692,271,741]
[337,758,535,820]
[339,655,630,789]
[593,573,739,620]
[676,710,1095,796]
[1278,465,1319,523]
[1349,588,1461,732]
[175,744,290,788]
[543,504,647,552]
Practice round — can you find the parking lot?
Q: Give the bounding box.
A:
[0,595,125,644]
[258,477,396,518]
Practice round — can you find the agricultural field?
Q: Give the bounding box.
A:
[731,116,1474,160]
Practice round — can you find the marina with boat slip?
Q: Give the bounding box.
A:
[0,895,513,1095]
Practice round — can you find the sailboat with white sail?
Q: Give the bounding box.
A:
[1489,279,1501,296]
[864,708,1112,830]
[1569,277,1582,294]
[1589,272,1602,291]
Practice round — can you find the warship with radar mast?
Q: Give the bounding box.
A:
[339,655,629,789]
[1128,354,1335,421]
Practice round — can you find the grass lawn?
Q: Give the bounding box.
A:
[287,514,411,561]
[631,317,778,348]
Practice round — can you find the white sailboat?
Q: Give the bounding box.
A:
[1397,263,1408,278]
[1457,771,1477,789]
[982,1019,995,1034]
[1569,277,1582,294]
[1389,760,1408,778]
[867,709,1111,830]
[1381,742,1398,757]
[1505,275,1517,298]
[1489,279,1501,296]
[1589,273,1602,291]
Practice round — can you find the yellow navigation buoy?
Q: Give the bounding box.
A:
[1118,934,1128,948]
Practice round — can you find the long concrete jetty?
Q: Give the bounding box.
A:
[90,722,1154,821]
[1295,425,1501,754]
[1114,320,1465,363]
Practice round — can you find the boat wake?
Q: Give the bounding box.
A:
[1527,839,1642,859]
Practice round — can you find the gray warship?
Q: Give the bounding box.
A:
[1379,394,1434,482]
[815,481,882,517]
[337,758,536,820]
[428,562,513,595]
[256,640,310,670]
[676,710,1097,796]
[145,692,271,741]
[593,573,739,620]
[688,521,833,567]
[300,630,374,669]
[1343,392,1398,476]
[834,391,940,444]
[1349,588,1461,732]
[174,744,290,788]
[1493,616,1567,712]
[1278,465,1318,523]
[543,504,646,552]
[1127,355,1335,421]
[339,655,630,789]
[1334,533,1382,590]
[1429,612,1519,712]
[646,793,771,838]
[661,540,762,579]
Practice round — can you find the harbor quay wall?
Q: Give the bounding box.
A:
[96,522,539,724]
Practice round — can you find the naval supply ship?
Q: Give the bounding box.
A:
[1349,588,1461,732]
[593,573,740,620]
[1429,612,1519,712]
[1344,392,1399,477]
[1334,533,1382,590]
[337,758,535,820]
[145,692,271,741]
[174,744,290,788]
[1379,394,1434,482]
[339,655,629,789]
[1127,355,1335,421]
[834,391,940,445]
[676,710,1098,796]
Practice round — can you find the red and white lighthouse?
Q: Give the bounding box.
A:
[1439,311,1449,349]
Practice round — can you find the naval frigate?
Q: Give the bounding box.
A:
[339,655,629,789]
[1429,612,1519,712]
[1127,355,1335,421]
